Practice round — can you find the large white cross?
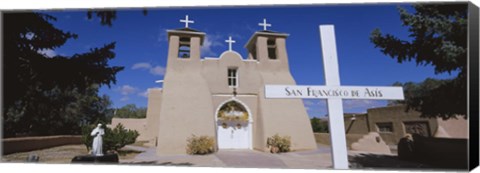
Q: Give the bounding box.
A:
[265,25,404,169]
[180,15,194,28]
[225,36,236,51]
[258,18,272,30]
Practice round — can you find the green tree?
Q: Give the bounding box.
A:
[3,12,124,137]
[114,104,147,118]
[310,117,329,133]
[370,4,467,119]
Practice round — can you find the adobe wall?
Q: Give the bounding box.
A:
[3,135,82,155]
[110,118,148,141]
[367,105,438,145]
[145,88,163,146]
[343,113,370,134]
[313,133,364,149]
[434,116,468,138]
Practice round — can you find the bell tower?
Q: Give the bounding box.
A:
[245,19,290,71]
[157,15,215,154]
[246,18,318,152]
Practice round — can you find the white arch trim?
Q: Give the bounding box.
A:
[214,97,253,123]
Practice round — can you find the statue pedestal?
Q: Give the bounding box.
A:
[71,153,119,163]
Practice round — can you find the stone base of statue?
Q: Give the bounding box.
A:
[71,153,119,163]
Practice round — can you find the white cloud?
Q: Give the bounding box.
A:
[303,100,315,106]
[120,96,129,102]
[303,100,328,117]
[157,27,168,43]
[131,62,166,76]
[116,85,137,95]
[149,66,166,76]
[132,62,152,70]
[201,34,224,57]
[138,89,149,98]
[38,49,57,58]
[343,100,385,111]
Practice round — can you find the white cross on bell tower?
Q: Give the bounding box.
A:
[225,36,236,51]
[258,18,271,30]
[180,15,194,28]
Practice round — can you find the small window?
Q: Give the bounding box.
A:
[228,68,238,87]
[376,122,393,133]
[178,37,191,58]
[267,39,277,60]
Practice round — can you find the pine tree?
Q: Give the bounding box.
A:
[370,4,467,119]
[3,12,124,137]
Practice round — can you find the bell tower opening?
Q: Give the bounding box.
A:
[267,39,277,60]
[178,37,191,58]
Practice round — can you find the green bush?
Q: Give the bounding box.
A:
[186,135,216,155]
[82,123,139,153]
[266,134,291,153]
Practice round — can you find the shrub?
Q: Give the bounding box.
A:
[266,134,291,153]
[186,135,216,155]
[82,123,139,153]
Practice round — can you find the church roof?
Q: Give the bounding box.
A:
[167,27,206,45]
[170,27,202,32]
[257,30,284,34]
[244,30,289,49]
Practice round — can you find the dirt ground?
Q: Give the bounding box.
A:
[1,144,143,163]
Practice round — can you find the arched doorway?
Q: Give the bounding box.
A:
[215,99,252,149]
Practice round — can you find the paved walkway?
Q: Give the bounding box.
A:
[122,144,333,169]
[122,144,439,170]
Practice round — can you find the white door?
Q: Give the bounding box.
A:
[217,121,250,149]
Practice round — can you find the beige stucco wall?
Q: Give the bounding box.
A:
[435,116,468,138]
[145,88,163,146]
[343,113,370,134]
[110,118,148,141]
[366,105,438,145]
[156,33,216,154]
[255,35,317,151]
[342,105,468,145]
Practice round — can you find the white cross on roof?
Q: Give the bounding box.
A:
[225,36,236,51]
[180,15,194,28]
[258,18,271,30]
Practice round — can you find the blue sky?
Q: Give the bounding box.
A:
[44,4,456,118]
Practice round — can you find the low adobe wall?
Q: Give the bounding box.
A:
[314,133,364,149]
[109,118,148,141]
[2,135,82,155]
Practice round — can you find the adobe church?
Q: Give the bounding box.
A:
[138,16,317,154]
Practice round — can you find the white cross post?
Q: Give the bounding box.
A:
[264,25,405,169]
[225,36,236,51]
[258,18,271,30]
[320,25,349,169]
[180,15,194,28]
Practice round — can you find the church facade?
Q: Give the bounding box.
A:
[143,20,317,154]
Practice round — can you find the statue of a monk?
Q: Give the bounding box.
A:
[90,123,105,156]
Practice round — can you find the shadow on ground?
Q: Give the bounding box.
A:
[121,161,194,166]
[158,161,194,166]
[348,153,465,171]
[349,153,433,169]
[117,150,142,156]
